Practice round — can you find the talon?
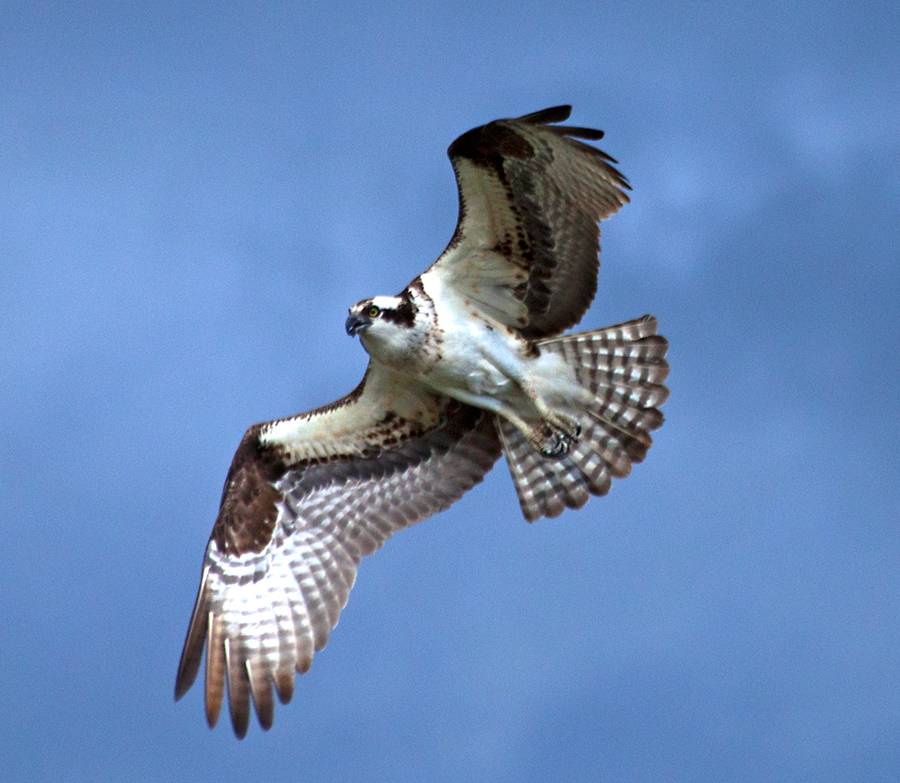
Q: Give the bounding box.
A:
[546,414,581,442]
[540,431,572,458]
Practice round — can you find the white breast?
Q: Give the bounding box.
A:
[420,272,527,399]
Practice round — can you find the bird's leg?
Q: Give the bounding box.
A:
[476,350,582,453]
[517,380,582,443]
[437,385,571,458]
[502,412,573,458]
[480,401,564,456]
[493,394,576,458]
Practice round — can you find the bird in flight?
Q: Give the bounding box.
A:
[175,105,669,737]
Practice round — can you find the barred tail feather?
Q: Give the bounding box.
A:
[497,418,612,522]
[499,315,669,522]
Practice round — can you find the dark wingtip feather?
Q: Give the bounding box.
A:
[275,672,295,704]
[174,659,198,702]
[224,640,251,739]
[204,611,226,728]
[249,667,275,731]
[516,105,572,124]
[602,159,632,191]
[550,125,605,140]
[174,567,210,701]
[254,698,275,732]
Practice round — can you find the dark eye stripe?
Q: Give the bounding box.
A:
[380,298,416,328]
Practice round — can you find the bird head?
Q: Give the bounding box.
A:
[345,295,409,335]
[345,293,421,365]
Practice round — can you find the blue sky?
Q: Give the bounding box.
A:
[1,2,898,781]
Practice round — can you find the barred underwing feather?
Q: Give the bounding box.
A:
[176,364,501,738]
[224,638,250,739]
[247,658,274,731]
[204,612,225,728]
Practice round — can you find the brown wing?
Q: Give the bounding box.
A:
[174,362,501,738]
[424,105,630,339]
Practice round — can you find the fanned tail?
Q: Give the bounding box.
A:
[498,315,669,522]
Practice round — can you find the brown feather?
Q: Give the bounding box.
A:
[204,614,225,728]
[431,105,631,339]
[175,364,501,737]
[515,105,572,123]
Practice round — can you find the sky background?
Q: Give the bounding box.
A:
[2,2,898,781]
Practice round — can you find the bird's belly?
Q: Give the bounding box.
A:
[464,360,512,396]
[421,323,520,401]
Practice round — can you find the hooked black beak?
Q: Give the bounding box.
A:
[345,313,369,337]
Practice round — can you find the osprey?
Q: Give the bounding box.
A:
[175,105,669,737]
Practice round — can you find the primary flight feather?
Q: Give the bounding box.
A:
[175,105,669,737]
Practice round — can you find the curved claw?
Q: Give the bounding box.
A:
[546,413,582,441]
[540,430,572,458]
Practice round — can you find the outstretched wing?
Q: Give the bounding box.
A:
[425,105,630,339]
[175,362,501,737]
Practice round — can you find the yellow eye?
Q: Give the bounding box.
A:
[368,305,381,318]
